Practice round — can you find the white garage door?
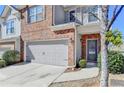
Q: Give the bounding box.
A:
[26,40,68,66]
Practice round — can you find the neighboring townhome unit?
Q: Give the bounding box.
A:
[0,5,22,60]
[16,5,102,68]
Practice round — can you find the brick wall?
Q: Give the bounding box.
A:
[21,5,75,66]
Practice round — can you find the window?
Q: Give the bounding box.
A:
[28,6,44,23]
[88,6,98,22]
[69,10,76,22]
[8,9,12,15]
[6,20,15,34]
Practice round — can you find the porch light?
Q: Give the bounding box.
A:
[80,38,83,42]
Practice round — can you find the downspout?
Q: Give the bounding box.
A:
[52,5,55,26]
[73,7,82,68]
[73,23,77,68]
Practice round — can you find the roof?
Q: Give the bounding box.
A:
[13,5,27,10]
[0,5,18,18]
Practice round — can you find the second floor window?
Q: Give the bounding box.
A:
[6,20,14,34]
[28,6,44,23]
[69,10,76,22]
[88,6,98,22]
[8,9,12,15]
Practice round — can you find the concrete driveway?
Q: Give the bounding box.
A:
[0,63,66,87]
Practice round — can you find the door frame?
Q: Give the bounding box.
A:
[86,38,99,62]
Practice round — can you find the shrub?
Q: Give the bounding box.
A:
[108,51,124,74]
[97,51,124,74]
[0,59,6,68]
[79,59,86,68]
[2,50,20,65]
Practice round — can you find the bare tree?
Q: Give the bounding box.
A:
[100,5,124,87]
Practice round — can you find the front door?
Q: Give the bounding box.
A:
[87,40,97,62]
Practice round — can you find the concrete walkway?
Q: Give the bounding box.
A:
[54,67,99,83]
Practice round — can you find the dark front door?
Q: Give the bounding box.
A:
[87,40,97,62]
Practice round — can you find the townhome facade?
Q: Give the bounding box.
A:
[17,5,102,67]
[0,5,102,68]
[0,6,23,60]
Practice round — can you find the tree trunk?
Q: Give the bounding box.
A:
[100,5,109,87]
[100,32,109,87]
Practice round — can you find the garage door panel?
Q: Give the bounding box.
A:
[28,45,45,63]
[26,40,68,66]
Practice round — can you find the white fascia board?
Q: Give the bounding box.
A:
[50,22,78,31]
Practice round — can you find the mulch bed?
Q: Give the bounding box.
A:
[64,67,82,73]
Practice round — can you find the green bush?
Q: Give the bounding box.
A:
[79,59,86,68]
[2,50,20,65]
[0,59,6,68]
[97,51,124,74]
[108,51,124,74]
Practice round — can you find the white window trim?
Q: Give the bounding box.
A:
[87,6,99,23]
[6,19,15,35]
[27,5,45,24]
[82,6,99,25]
[66,6,99,25]
[67,8,76,23]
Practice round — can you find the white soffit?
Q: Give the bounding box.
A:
[50,22,77,31]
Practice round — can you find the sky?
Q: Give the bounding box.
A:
[0,5,4,14]
[109,6,124,35]
[0,5,124,35]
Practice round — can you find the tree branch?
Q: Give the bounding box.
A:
[101,5,109,27]
[9,5,29,13]
[89,11,101,21]
[107,5,124,31]
[9,5,29,19]
[9,5,20,11]
[113,5,118,16]
[87,6,101,21]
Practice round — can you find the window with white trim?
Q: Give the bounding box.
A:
[6,19,15,34]
[28,5,44,23]
[88,6,98,22]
